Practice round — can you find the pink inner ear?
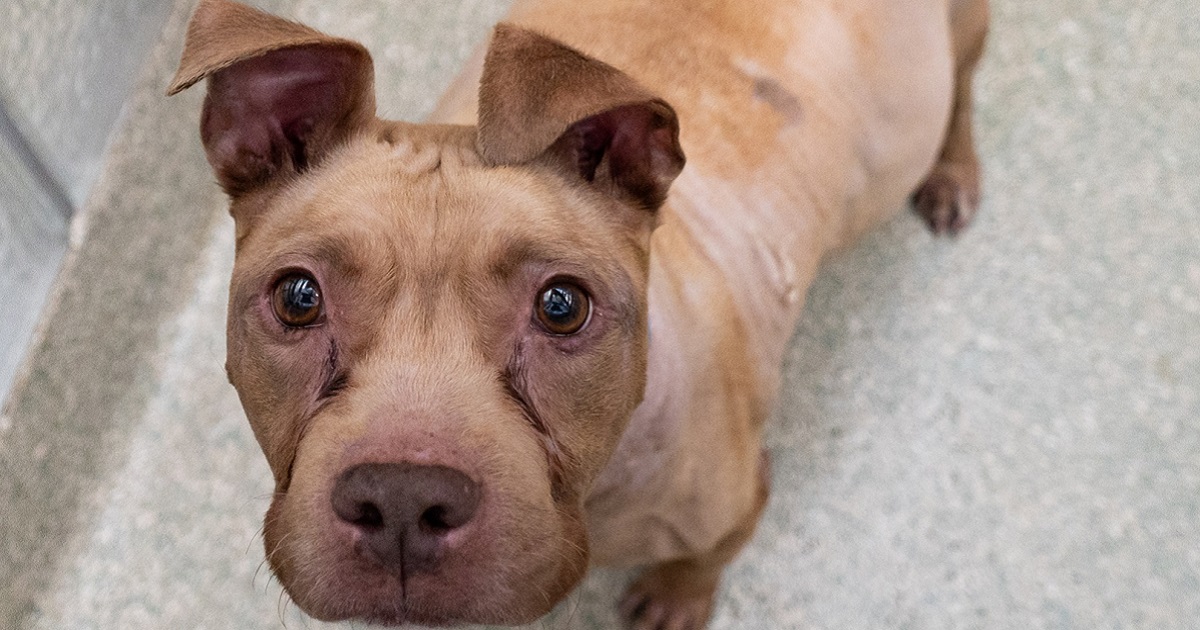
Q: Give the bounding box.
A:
[566,103,684,208]
[201,45,365,194]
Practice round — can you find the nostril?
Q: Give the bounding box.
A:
[333,493,386,529]
[419,505,452,533]
[352,501,384,528]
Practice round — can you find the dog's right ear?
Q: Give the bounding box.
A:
[167,0,376,197]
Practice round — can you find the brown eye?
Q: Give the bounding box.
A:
[272,273,323,327]
[535,282,591,335]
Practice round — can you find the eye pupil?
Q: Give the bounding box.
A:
[536,282,590,335]
[273,273,323,327]
[285,278,319,312]
[542,287,575,320]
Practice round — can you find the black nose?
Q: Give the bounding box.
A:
[331,462,481,575]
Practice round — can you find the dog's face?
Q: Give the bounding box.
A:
[169,0,682,625]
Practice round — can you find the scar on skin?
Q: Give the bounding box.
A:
[752,76,804,124]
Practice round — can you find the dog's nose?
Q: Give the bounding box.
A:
[331,462,481,575]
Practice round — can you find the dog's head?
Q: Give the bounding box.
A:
[168,0,682,625]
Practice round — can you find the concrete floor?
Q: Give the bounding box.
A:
[2,0,1197,629]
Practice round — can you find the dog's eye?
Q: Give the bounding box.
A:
[272,273,323,327]
[535,282,591,335]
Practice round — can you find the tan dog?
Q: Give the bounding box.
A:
[168,0,987,627]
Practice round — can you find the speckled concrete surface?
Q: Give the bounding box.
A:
[1,0,1197,629]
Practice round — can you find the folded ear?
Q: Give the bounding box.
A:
[167,0,376,196]
[477,25,685,210]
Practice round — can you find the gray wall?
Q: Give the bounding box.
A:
[1,0,177,207]
[0,0,175,403]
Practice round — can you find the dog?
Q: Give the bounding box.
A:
[167,0,987,627]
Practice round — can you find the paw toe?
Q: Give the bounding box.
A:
[620,579,715,630]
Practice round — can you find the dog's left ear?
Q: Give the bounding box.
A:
[477,25,685,211]
[166,0,375,197]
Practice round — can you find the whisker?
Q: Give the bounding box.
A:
[245,523,266,556]
[276,585,291,629]
[259,531,295,593]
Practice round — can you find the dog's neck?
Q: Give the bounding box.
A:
[657,169,829,382]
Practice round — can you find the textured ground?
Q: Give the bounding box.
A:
[2,0,1197,628]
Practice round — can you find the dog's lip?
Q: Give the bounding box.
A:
[357,607,459,628]
[312,587,469,627]
[301,565,465,627]
[296,536,414,625]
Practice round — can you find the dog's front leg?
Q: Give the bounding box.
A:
[618,450,771,630]
[911,0,990,235]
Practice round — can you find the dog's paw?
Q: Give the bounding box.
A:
[911,162,980,236]
[618,567,718,630]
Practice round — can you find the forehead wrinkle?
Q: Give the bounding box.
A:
[412,170,452,332]
[377,122,480,174]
